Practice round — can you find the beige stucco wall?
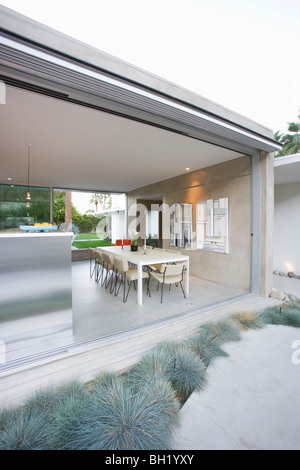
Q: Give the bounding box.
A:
[127,155,251,292]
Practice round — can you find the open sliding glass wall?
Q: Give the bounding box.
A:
[0,184,50,232]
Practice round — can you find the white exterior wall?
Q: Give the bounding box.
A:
[274,182,300,273]
[111,211,126,243]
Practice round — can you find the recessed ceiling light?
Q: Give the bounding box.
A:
[7,177,12,180]
[185,167,190,171]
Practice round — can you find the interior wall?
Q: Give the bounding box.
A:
[127,156,251,291]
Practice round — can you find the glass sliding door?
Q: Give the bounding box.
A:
[0,184,50,232]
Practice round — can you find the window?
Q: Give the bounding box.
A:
[170,203,192,248]
[196,198,229,253]
[0,184,50,232]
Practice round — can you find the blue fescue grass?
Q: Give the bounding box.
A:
[187,318,241,367]
[187,331,229,367]
[67,379,179,450]
[125,348,172,392]
[87,369,122,392]
[261,304,300,328]
[152,341,207,400]
[199,318,242,344]
[230,310,266,331]
[0,409,51,450]
[47,394,94,450]
[2,301,300,450]
[23,379,89,417]
[0,380,91,450]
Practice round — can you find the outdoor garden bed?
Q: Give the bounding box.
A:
[1,300,300,450]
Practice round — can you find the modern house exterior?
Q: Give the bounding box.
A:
[0,5,281,389]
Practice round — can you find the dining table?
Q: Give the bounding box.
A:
[99,245,189,305]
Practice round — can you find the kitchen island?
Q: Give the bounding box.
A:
[0,232,73,364]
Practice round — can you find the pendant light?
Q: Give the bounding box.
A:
[26,144,31,207]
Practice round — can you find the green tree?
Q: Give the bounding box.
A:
[53,192,104,233]
[89,193,112,212]
[52,192,66,227]
[275,113,300,156]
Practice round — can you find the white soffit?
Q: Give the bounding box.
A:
[274,154,300,185]
[0,36,281,155]
[0,86,243,192]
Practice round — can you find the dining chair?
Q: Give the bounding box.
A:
[88,248,98,278]
[113,257,149,302]
[101,252,115,290]
[94,250,104,284]
[146,247,166,273]
[149,263,186,303]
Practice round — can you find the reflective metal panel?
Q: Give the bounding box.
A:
[0,233,72,320]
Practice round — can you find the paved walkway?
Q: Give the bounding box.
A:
[173,276,300,450]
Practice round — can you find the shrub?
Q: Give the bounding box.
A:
[23,380,89,417]
[152,341,207,401]
[87,370,122,393]
[199,318,241,344]
[125,348,171,392]
[187,330,229,367]
[48,394,93,450]
[0,407,21,430]
[20,380,91,450]
[231,310,265,331]
[67,379,179,450]
[0,409,50,450]
[188,318,241,367]
[261,305,300,328]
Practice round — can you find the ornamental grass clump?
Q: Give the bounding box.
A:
[188,318,241,367]
[0,409,50,450]
[0,379,92,450]
[152,340,207,402]
[200,318,242,344]
[230,310,265,331]
[67,379,179,450]
[261,304,300,328]
[87,369,122,392]
[125,347,171,392]
[23,379,89,418]
[187,329,229,367]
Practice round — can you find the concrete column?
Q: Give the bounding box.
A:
[259,151,274,296]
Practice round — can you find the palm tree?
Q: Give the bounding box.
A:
[89,193,103,212]
[275,113,300,156]
[89,193,112,212]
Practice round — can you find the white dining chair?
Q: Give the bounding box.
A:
[149,263,186,303]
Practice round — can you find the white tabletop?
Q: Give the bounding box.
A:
[99,245,189,305]
[99,245,188,265]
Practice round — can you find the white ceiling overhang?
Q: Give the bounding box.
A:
[0,33,282,193]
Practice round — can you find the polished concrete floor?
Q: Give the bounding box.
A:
[72,260,247,340]
[1,260,247,365]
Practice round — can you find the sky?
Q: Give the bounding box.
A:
[1,0,299,134]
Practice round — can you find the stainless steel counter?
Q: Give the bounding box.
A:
[0,232,73,322]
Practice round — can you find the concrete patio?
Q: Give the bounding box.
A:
[173,275,300,450]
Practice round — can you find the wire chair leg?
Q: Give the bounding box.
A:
[180,281,186,299]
